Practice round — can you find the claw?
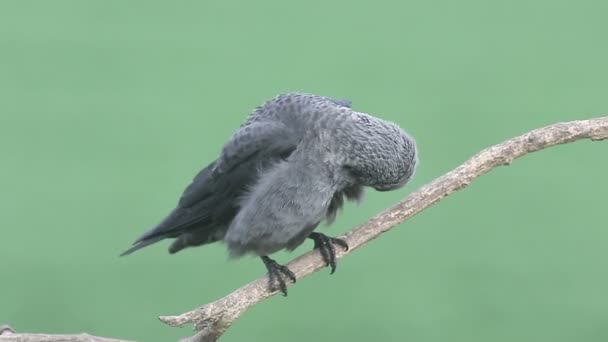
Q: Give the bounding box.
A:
[261,256,296,296]
[332,238,349,251]
[308,232,349,274]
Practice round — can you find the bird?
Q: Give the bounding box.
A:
[121,92,417,296]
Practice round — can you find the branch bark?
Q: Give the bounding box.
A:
[0,325,134,342]
[159,116,608,342]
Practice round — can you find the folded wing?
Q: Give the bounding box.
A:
[121,121,299,255]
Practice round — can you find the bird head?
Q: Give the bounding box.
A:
[343,114,418,192]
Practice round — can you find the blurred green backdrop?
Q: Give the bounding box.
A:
[1,1,607,341]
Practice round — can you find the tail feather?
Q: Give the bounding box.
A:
[119,235,166,256]
[120,192,214,257]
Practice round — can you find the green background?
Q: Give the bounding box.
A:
[1,1,607,341]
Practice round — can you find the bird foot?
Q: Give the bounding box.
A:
[309,232,349,274]
[261,256,296,296]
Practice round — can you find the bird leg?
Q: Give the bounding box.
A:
[260,256,296,296]
[308,232,349,274]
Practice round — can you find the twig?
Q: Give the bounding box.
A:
[0,324,134,342]
[159,116,608,341]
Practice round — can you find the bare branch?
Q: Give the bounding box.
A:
[0,324,134,342]
[159,116,608,341]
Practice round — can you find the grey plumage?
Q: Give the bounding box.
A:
[121,93,417,292]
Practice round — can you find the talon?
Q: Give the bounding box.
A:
[283,267,297,283]
[261,256,296,296]
[308,232,349,274]
[313,237,331,267]
[326,239,337,274]
[333,238,349,251]
[277,277,288,296]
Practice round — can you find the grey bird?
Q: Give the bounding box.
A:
[121,93,417,295]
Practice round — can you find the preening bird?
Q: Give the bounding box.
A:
[121,93,417,295]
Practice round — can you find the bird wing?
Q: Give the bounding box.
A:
[211,120,298,175]
[121,120,299,255]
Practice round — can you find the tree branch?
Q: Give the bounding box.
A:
[159,116,608,341]
[0,325,134,342]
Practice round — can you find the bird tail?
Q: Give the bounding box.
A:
[119,234,166,256]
